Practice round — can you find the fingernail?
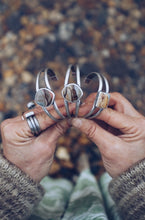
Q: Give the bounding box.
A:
[72,118,82,128]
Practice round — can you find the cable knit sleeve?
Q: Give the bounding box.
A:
[0,154,44,220]
[109,158,145,220]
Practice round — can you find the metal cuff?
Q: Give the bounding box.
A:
[61,65,83,117]
[34,68,64,122]
[83,72,110,119]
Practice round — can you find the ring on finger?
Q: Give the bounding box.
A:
[24,111,41,136]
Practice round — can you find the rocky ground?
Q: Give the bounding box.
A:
[0,0,145,181]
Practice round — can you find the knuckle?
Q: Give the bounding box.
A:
[102,108,113,124]
[1,119,12,132]
[112,92,122,99]
[55,122,66,135]
[137,117,145,133]
[86,123,97,139]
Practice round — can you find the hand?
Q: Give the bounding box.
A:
[72,92,145,177]
[1,99,74,182]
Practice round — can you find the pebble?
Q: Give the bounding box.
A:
[101,49,110,58]
[125,43,135,53]
[3,70,17,86]
[21,71,33,83]
[119,33,128,42]
[33,25,50,36]
[130,9,142,19]
[47,10,64,22]
[49,160,61,175]
[93,31,102,45]
[79,134,91,145]
[56,146,70,161]
[140,46,145,56]
[0,102,5,111]
[58,22,74,41]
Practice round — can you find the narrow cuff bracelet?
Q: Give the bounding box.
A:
[61,64,83,117]
[83,72,110,119]
[34,68,65,122]
[33,65,110,121]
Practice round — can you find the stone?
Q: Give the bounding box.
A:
[0,102,5,111]
[101,49,110,58]
[77,0,99,9]
[20,16,29,25]
[130,9,142,19]
[96,92,110,109]
[49,160,61,174]
[140,46,145,56]
[93,31,102,45]
[56,146,70,161]
[21,71,33,83]
[125,43,135,53]
[33,25,50,36]
[58,22,74,41]
[79,133,91,145]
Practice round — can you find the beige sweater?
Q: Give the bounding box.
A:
[0,153,145,220]
[109,159,145,220]
[0,155,44,220]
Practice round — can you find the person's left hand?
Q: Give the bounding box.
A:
[72,92,145,177]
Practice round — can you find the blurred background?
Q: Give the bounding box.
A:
[0,0,145,180]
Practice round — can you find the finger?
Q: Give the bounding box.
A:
[78,92,110,117]
[34,120,70,157]
[71,117,118,154]
[34,102,75,131]
[78,102,95,117]
[72,92,139,134]
[76,93,99,117]
[83,92,96,103]
[97,107,136,133]
[79,92,141,118]
[108,92,141,117]
[26,98,66,115]
[38,119,69,146]
[14,102,76,137]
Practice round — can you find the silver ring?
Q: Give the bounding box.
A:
[25,111,41,136]
[27,101,36,109]
[34,69,63,122]
[83,72,110,119]
[61,65,83,117]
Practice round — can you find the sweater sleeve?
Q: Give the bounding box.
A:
[0,154,44,220]
[109,158,145,220]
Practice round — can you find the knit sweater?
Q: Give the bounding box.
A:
[0,154,44,220]
[0,154,145,220]
[109,158,145,220]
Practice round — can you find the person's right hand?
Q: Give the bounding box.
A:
[1,99,74,182]
[72,92,145,177]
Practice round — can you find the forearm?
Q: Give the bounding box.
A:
[109,158,145,220]
[0,154,44,220]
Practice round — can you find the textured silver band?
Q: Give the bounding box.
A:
[25,111,41,136]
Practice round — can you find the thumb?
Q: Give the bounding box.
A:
[52,119,70,139]
[40,119,70,145]
[71,118,118,152]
